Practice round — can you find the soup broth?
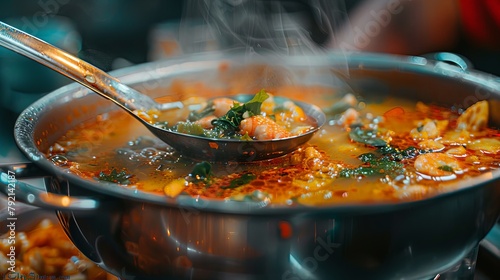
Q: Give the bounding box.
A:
[45,82,500,205]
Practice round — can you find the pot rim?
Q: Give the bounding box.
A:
[13,51,500,214]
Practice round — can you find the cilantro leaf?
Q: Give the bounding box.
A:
[349,127,387,147]
[186,161,213,184]
[339,146,425,178]
[243,89,269,116]
[339,159,404,178]
[98,168,132,184]
[221,173,256,189]
[175,121,205,136]
[438,165,454,172]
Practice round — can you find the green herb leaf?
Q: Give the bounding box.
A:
[377,146,424,161]
[438,165,454,172]
[324,100,355,115]
[244,89,269,116]
[187,161,213,183]
[339,159,404,178]
[221,173,256,189]
[211,103,247,137]
[349,127,387,147]
[175,121,205,136]
[240,133,253,141]
[98,168,132,184]
[339,144,424,179]
[358,153,377,163]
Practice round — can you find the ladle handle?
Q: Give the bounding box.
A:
[0,21,157,112]
[0,163,100,211]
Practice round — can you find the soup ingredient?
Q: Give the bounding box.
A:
[339,145,424,178]
[222,173,257,189]
[457,100,488,132]
[349,127,387,147]
[0,219,112,279]
[240,115,291,140]
[323,93,358,115]
[98,168,133,184]
[339,155,404,178]
[467,138,500,153]
[164,178,187,197]
[414,152,463,177]
[446,146,467,156]
[410,119,449,139]
[45,81,500,205]
[175,121,205,136]
[209,90,270,137]
[383,106,405,118]
[153,90,316,140]
[418,139,445,151]
[213,97,241,117]
[187,161,213,184]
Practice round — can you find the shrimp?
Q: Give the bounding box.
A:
[467,138,500,153]
[338,108,360,127]
[441,130,470,145]
[418,139,445,151]
[414,152,463,177]
[457,100,488,132]
[410,119,449,139]
[303,146,325,171]
[212,97,240,117]
[239,115,290,140]
[446,146,467,156]
[195,115,217,129]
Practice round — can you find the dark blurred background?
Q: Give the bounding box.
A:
[0,0,498,109]
[0,0,183,69]
[0,0,183,74]
[0,0,183,112]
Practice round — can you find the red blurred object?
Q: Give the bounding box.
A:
[460,0,500,49]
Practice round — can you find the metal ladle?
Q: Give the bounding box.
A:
[0,21,325,161]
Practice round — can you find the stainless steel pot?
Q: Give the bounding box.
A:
[2,52,500,280]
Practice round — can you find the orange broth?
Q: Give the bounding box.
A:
[45,83,500,206]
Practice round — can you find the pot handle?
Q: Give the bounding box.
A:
[0,163,100,211]
[423,52,473,72]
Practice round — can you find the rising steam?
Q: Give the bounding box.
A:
[179,0,349,56]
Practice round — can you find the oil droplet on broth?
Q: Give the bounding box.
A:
[50,154,68,166]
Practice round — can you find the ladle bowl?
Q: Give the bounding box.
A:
[0,21,325,161]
